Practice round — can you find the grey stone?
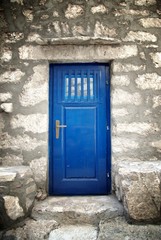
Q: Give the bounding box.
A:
[65,4,84,19]
[1,48,12,62]
[135,73,161,90]
[0,132,46,151]
[94,22,117,37]
[114,9,149,17]
[30,157,47,188]
[24,219,59,240]
[151,140,161,152]
[0,70,25,84]
[113,161,161,221]
[32,196,123,225]
[23,10,33,21]
[91,5,107,14]
[0,154,24,166]
[112,137,139,153]
[113,62,145,72]
[112,108,128,117]
[49,225,98,240]
[115,122,159,136]
[153,95,161,108]
[111,75,130,86]
[139,18,161,28]
[98,217,161,240]
[0,170,16,182]
[19,64,48,107]
[0,166,36,228]
[112,89,142,106]
[0,114,5,132]
[150,52,161,68]
[11,114,48,133]
[135,0,156,6]
[123,31,157,42]
[0,93,12,102]
[5,32,24,43]
[3,196,24,220]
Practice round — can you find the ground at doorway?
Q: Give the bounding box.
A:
[1,196,161,240]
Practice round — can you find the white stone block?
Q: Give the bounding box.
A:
[135,0,156,5]
[1,103,13,113]
[91,5,107,14]
[135,73,161,90]
[11,114,48,133]
[139,18,161,28]
[0,70,25,84]
[65,4,84,19]
[19,64,48,106]
[0,133,46,151]
[150,52,161,68]
[124,31,157,42]
[112,89,142,105]
[111,75,130,86]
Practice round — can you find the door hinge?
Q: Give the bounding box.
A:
[106,80,108,85]
[107,172,110,178]
[107,126,109,130]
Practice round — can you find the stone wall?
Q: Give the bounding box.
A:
[0,0,161,194]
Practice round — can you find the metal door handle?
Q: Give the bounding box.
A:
[56,120,67,139]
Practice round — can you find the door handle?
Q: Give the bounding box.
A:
[56,120,67,139]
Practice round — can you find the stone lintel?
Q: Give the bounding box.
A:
[35,36,121,46]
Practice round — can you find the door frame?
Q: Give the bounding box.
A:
[49,63,111,195]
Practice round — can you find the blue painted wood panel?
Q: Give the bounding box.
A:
[49,63,111,195]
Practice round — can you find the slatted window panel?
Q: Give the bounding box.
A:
[63,71,98,102]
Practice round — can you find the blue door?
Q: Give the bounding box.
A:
[49,63,111,195]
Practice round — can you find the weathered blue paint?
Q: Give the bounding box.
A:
[49,63,111,195]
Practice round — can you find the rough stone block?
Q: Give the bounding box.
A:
[0,166,37,229]
[19,64,48,107]
[94,21,117,37]
[1,103,13,113]
[135,0,156,5]
[0,154,24,166]
[91,5,107,14]
[114,9,149,17]
[0,132,46,151]
[11,114,48,133]
[153,95,161,108]
[113,62,145,72]
[112,137,139,153]
[0,93,12,102]
[65,4,84,19]
[115,122,159,135]
[4,196,24,220]
[113,161,161,222]
[150,52,161,68]
[30,157,47,189]
[124,31,157,42]
[112,89,142,106]
[0,70,25,84]
[135,73,161,90]
[1,48,12,62]
[139,18,161,28]
[111,75,130,86]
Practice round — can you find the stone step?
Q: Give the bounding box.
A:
[48,224,98,240]
[32,195,124,225]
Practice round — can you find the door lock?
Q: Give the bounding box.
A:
[56,120,67,139]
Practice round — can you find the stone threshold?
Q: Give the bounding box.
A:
[32,195,124,226]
